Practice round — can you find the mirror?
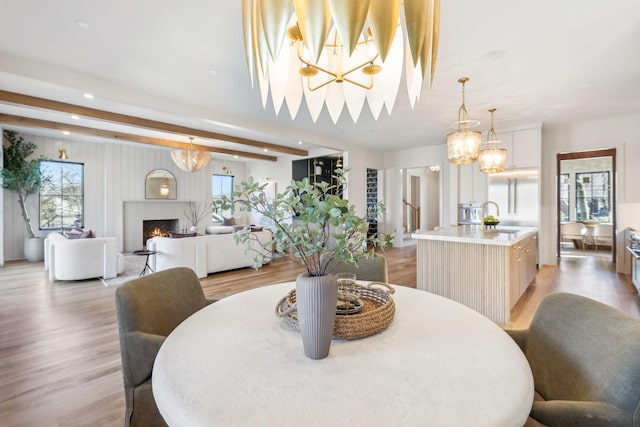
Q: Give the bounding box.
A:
[145,169,177,199]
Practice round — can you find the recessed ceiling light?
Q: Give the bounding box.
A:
[83,93,94,99]
[62,131,70,135]
[75,21,90,29]
[298,141,303,145]
[71,115,80,120]
[263,148,268,152]
[234,155,239,159]
[208,69,218,77]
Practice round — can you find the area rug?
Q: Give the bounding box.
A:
[101,255,148,286]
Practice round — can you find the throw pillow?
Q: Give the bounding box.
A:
[168,231,197,238]
[223,216,235,226]
[206,226,234,234]
[65,230,93,239]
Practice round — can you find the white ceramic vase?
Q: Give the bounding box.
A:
[24,237,45,262]
[295,273,337,359]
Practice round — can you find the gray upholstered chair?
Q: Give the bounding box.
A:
[505,293,640,427]
[115,267,215,427]
[322,254,389,282]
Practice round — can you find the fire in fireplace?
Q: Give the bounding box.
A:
[142,219,179,246]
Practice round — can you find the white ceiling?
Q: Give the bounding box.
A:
[0,0,639,159]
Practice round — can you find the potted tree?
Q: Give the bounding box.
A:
[1,130,50,261]
[218,169,392,359]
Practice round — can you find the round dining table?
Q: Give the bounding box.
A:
[153,282,534,427]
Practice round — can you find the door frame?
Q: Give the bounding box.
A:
[556,148,616,260]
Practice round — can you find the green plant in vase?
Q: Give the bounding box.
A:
[1,130,51,261]
[216,169,392,359]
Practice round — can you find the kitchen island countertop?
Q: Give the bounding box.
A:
[412,225,537,246]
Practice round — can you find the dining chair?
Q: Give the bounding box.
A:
[322,254,389,282]
[505,293,640,427]
[593,223,613,251]
[115,267,216,427]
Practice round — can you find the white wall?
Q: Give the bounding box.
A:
[2,131,248,260]
[541,112,640,272]
[384,144,450,246]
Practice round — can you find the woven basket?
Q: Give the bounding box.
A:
[275,282,395,340]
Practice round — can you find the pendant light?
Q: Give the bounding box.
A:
[447,77,482,165]
[478,108,507,174]
[171,137,211,172]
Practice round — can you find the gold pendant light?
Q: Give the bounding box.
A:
[242,0,441,123]
[171,137,211,173]
[447,77,482,165]
[478,108,507,174]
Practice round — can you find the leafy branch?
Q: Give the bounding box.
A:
[214,169,392,276]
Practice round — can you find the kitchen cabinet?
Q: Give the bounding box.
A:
[458,163,487,204]
[414,226,538,323]
[497,128,540,169]
[510,233,538,306]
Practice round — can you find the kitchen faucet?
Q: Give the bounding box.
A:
[482,201,500,227]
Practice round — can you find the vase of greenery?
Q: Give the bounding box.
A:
[218,170,392,359]
[1,131,50,261]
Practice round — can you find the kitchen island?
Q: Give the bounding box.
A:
[412,225,537,323]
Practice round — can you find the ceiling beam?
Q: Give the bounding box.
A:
[0,90,308,156]
[0,114,278,161]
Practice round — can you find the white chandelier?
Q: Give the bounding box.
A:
[171,137,211,172]
[478,108,507,174]
[242,0,440,123]
[447,77,482,165]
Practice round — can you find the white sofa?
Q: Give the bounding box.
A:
[44,232,125,281]
[147,230,272,278]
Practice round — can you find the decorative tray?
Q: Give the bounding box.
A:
[275,282,396,340]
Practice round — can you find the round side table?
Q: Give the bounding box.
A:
[132,250,157,276]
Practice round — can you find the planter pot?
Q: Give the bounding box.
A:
[24,237,45,262]
[295,273,337,360]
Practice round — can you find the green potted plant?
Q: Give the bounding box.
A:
[218,169,392,359]
[1,130,50,261]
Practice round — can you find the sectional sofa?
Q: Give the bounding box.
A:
[147,230,272,278]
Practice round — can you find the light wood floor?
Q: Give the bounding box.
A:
[0,245,638,426]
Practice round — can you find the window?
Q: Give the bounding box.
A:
[40,161,84,229]
[559,173,570,221]
[575,171,610,222]
[211,174,234,222]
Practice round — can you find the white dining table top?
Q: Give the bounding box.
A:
[153,282,534,427]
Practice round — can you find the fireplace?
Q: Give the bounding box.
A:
[143,219,179,247]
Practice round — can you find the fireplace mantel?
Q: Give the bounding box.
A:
[123,201,205,252]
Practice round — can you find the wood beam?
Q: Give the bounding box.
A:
[0,114,278,161]
[0,90,308,156]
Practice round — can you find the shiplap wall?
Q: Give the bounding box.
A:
[2,131,247,261]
